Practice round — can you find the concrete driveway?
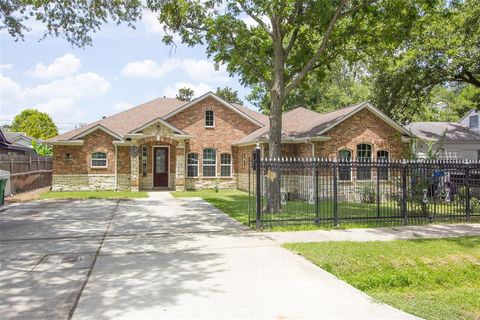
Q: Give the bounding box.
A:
[1,193,417,320]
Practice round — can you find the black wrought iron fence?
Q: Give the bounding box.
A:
[248,148,480,228]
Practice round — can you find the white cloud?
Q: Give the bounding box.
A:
[0,73,26,110]
[113,101,133,111]
[163,82,213,98]
[35,98,84,121]
[0,72,110,123]
[27,72,111,99]
[0,64,12,71]
[121,58,229,82]
[27,53,82,79]
[121,59,180,78]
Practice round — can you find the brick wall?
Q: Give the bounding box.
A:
[168,97,262,179]
[314,108,408,159]
[53,130,116,174]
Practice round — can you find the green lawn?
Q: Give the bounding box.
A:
[172,189,251,225]
[41,191,149,199]
[284,237,480,320]
[170,189,471,230]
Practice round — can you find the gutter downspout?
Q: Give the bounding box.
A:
[114,144,118,191]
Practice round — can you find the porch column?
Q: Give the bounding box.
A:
[130,144,140,192]
[175,140,186,191]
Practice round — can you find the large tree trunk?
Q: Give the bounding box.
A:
[266,27,285,214]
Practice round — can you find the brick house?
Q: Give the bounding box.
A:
[48,92,414,191]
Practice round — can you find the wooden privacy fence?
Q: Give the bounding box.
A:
[0,155,53,195]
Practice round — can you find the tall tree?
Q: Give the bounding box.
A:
[10,109,58,140]
[369,0,480,123]
[152,0,425,211]
[176,87,195,101]
[1,0,142,47]
[247,60,372,113]
[216,86,243,104]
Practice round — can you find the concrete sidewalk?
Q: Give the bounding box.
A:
[263,223,480,244]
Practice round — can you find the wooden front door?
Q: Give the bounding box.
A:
[153,147,169,187]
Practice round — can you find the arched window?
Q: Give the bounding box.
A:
[356,144,372,180]
[202,148,216,177]
[91,152,107,168]
[338,149,352,181]
[377,150,389,180]
[187,153,199,177]
[220,153,232,177]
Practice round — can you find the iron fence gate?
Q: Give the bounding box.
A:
[248,148,480,228]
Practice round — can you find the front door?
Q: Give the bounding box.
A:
[153,147,169,187]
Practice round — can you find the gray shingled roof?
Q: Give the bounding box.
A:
[406,122,480,142]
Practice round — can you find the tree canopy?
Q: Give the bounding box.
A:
[1,0,142,47]
[176,87,195,101]
[215,86,243,104]
[10,109,58,140]
[368,0,480,123]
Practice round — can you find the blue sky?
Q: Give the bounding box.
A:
[0,12,257,132]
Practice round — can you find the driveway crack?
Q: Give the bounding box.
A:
[68,199,121,320]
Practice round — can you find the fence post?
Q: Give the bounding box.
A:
[315,163,319,224]
[402,160,408,224]
[255,145,262,229]
[333,158,339,226]
[377,161,381,217]
[465,159,471,222]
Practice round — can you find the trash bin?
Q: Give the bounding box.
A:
[0,177,6,206]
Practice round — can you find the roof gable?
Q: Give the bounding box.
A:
[163,91,265,127]
[314,102,413,137]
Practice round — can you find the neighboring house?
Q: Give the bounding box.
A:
[47,92,413,192]
[0,129,34,156]
[459,109,479,133]
[406,122,480,161]
[3,132,39,150]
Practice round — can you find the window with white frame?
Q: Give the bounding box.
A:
[91,152,107,168]
[338,149,352,181]
[220,153,232,177]
[356,144,372,180]
[377,150,389,180]
[470,115,479,129]
[187,153,199,177]
[202,148,216,177]
[205,110,214,127]
[242,152,246,168]
[142,145,147,177]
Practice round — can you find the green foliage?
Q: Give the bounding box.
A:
[215,86,243,104]
[248,60,372,113]
[369,0,480,123]
[32,141,53,157]
[285,237,480,320]
[11,109,58,139]
[176,87,195,101]
[359,182,376,204]
[1,0,142,47]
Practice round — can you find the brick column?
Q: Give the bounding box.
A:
[175,140,186,191]
[130,144,140,192]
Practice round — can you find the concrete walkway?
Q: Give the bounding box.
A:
[263,223,480,244]
[1,192,451,319]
